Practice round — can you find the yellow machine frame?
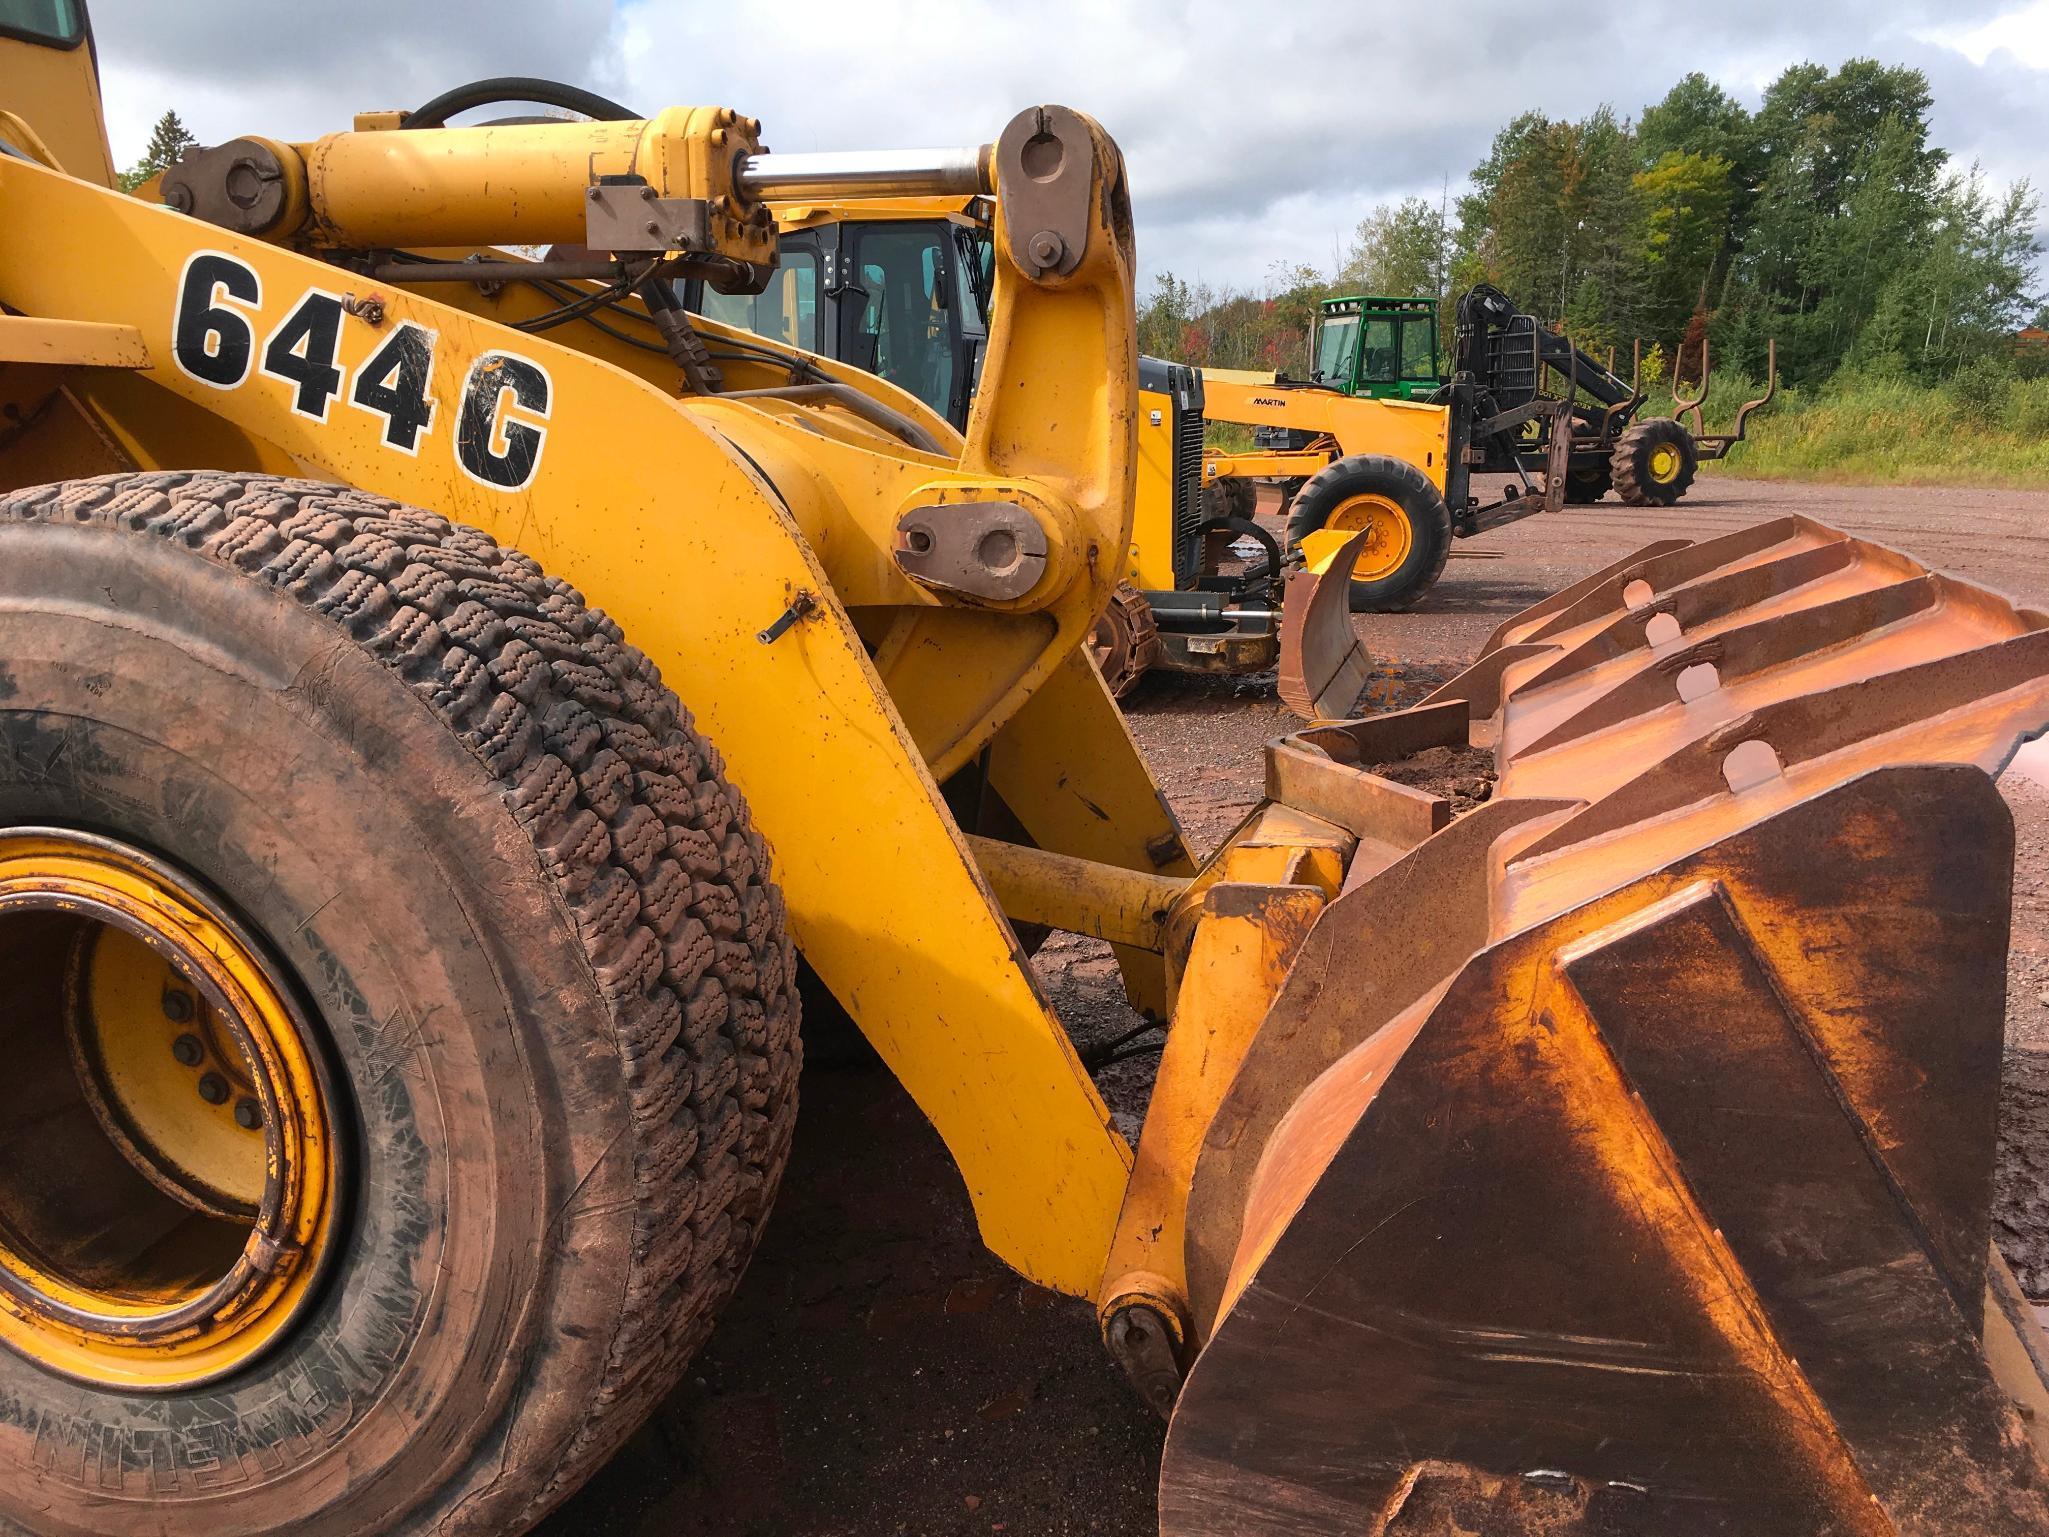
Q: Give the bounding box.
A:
[761,192,1190,598]
[0,91,1350,1310]
[1197,366,1452,494]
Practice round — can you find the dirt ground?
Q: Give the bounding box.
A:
[548,475,2049,1537]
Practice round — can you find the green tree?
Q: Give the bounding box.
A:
[1639,73,1751,171]
[1469,115,1576,308]
[1569,110,1650,352]
[1338,197,1450,296]
[118,109,197,193]
[1856,171,2041,377]
[1638,74,1757,300]
[1459,106,1647,349]
[1750,59,1940,225]
[1731,100,1940,380]
[1455,110,1549,266]
[1137,272,1198,362]
[1814,115,1939,360]
[1635,151,1734,345]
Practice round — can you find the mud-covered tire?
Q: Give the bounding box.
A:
[1200,476,1258,525]
[1284,453,1452,612]
[1611,417,1698,507]
[0,472,800,1535]
[1088,581,1162,698]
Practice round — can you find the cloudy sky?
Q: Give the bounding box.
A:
[89,0,2049,293]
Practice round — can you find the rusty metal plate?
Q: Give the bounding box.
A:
[1172,515,2049,1535]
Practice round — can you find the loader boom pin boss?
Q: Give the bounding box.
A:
[2,8,2048,1535]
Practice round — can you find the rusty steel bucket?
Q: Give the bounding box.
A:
[1163,515,2049,1535]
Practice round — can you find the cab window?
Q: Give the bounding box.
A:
[1314,315,1357,384]
[1399,315,1438,381]
[1361,316,1399,384]
[700,250,821,353]
[850,225,956,420]
[0,0,81,43]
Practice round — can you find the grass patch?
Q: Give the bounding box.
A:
[1692,369,2049,489]
[1195,370,2049,489]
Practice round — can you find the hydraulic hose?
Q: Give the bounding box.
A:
[400,77,638,129]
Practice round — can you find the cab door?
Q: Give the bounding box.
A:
[838,220,976,431]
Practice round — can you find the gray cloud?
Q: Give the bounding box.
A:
[91,0,615,157]
[88,0,2045,292]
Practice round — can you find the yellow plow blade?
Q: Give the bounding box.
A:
[1165,515,2049,1535]
[1276,528,1372,720]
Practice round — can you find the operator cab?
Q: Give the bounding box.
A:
[688,199,991,430]
[1311,295,1442,400]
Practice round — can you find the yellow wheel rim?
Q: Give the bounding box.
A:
[0,829,337,1390]
[1648,443,1682,484]
[1318,493,1413,583]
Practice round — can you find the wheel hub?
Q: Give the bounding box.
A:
[0,829,338,1390]
[1648,443,1682,483]
[1322,494,1412,582]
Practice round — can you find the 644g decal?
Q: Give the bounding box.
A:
[171,250,551,490]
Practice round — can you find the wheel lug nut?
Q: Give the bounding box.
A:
[233,1098,262,1131]
[197,1072,229,1105]
[162,989,194,1023]
[171,1034,205,1067]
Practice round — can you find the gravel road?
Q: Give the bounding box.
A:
[550,475,2049,1537]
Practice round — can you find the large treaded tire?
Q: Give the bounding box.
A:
[1201,476,1258,525]
[1611,416,1698,507]
[1088,581,1163,698]
[0,472,800,1535]
[1284,453,1452,612]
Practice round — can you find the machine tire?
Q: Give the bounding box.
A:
[1285,453,1452,612]
[1200,476,1258,524]
[1611,417,1698,507]
[0,472,801,1535]
[1088,582,1163,698]
[1560,466,1612,504]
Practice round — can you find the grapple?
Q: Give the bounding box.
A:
[1162,515,2049,1534]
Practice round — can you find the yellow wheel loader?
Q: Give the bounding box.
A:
[1200,286,1778,615]
[3,9,2049,1537]
[713,195,1774,667]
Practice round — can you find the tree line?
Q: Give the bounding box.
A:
[1140,59,2044,393]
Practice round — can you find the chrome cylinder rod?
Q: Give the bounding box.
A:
[737,145,990,201]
